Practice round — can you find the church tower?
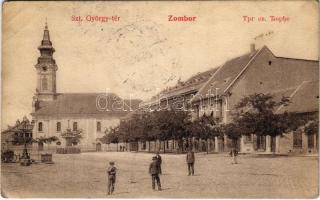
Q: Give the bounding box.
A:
[34,22,58,101]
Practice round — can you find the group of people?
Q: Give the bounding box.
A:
[106,148,238,195]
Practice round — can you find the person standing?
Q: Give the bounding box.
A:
[230,147,238,164]
[149,156,162,191]
[155,152,162,175]
[107,161,117,195]
[186,149,195,176]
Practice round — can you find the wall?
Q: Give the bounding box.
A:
[33,116,120,151]
[222,48,318,154]
[227,47,318,111]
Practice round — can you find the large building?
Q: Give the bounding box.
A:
[191,45,318,154]
[141,44,319,154]
[31,24,141,152]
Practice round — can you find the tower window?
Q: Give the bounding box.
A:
[38,122,43,132]
[42,77,48,90]
[73,122,78,131]
[97,121,101,132]
[42,66,47,71]
[56,122,61,132]
[268,61,272,65]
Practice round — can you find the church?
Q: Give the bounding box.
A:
[31,24,141,152]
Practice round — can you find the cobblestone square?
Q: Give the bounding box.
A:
[1,152,318,198]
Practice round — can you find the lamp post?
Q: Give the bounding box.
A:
[19,117,34,166]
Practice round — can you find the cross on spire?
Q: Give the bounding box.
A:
[45,18,48,30]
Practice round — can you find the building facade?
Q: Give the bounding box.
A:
[191,45,319,154]
[140,44,319,154]
[31,24,141,152]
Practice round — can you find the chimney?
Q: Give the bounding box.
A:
[250,43,256,53]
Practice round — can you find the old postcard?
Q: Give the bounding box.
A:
[1,0,319,198]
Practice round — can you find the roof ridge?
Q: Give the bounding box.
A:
[275,56,319,62]
[191,46,268,103]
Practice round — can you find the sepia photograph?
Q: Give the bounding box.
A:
[1,1,319,198]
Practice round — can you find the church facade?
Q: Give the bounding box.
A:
[31,24,141,152]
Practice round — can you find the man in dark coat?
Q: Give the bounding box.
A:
[107,161,117,195]
[186,149,195,176]
[155,152,162,174]
[149,156,162,191]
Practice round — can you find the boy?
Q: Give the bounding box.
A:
[107,161,117,195]
[149,156,162,191]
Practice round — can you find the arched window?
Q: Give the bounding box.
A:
[42,77,48,90]
[97,121,101,132]
[38,122,43,132]
[73,122,78,131]
[56,122,61,132]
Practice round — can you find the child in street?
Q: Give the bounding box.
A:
[107,161,117,195]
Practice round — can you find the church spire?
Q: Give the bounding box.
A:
[38,21,54,53]
[34,21,58,101]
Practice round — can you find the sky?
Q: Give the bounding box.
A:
[2,1,318,129]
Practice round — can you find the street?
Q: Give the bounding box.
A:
[1,152,318,198]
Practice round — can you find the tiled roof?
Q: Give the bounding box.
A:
[192,48,260,102]
[160,68,218,98]
[32,93,142,117]
[192,46,319,103]
[276,81,319,114]
[142,68,219,106]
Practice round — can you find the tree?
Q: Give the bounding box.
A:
[61,128,82,146]
[163,110,191,153]
[222,123,242,149]
[34,136,59,144]
[232,93,292,138]
[108,127,120,151]
[186,114,222,153]
[151,110,174,153]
